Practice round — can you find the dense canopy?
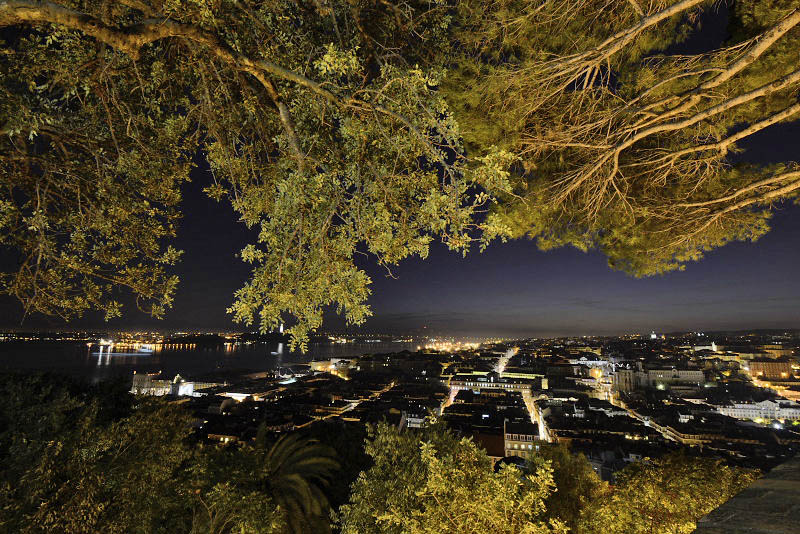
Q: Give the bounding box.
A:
[0,0,514,345]
[449,0,800,275]
[1,0,798,341]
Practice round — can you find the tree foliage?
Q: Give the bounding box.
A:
[576,452,759,534]
[527,444,608,532]
[250,431,339,534]
[3,1,799,339]
[188,430,336,534]
[0,373,196,533]
[297,419,371,510]
[338,421,566,534]
[0,372,340,534]
[0,0,514,347]
[448,0,800,276]
[338,423,760,534]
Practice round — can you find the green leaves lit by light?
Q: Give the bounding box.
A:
[448,0,800,278]
[338,422,566,534]
[0,1,514,347]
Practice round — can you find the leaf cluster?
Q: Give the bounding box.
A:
[1,0,514,348]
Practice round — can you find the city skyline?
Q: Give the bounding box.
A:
[3,2,800,533]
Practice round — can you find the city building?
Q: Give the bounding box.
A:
[745,359,794,380]
[131,372,221,396]
[503,421,541,459]
[716,399,800,422]
[448,371,540,397]
[612,367,707,392]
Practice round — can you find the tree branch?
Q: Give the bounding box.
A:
[678,170,800,209]
[700,8,800,89]
[658,173,800,250]
[623,67,800,151]
[253,75,307,172]
[642,100,800,165]
[534,0,708,95]
[624,8,800,123]
[116,0,157,17]
[0,0,428,152]
[555,65,800,201]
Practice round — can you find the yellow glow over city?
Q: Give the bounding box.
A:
[423,340,481,352]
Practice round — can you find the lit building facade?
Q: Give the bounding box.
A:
[746,360,793,380]
[503,421,541,459]
[612,368,707,392]
[716,399,800,421]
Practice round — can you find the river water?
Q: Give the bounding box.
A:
[0,340,420,383]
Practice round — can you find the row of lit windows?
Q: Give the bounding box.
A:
[723,410,800,418]
[505,434,535,441]
[459,381,524,390]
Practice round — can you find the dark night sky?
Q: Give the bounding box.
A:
[1,10,798,337]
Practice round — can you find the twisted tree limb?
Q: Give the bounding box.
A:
[0,0,431,162]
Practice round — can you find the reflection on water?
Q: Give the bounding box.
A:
[0,341,419,383]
